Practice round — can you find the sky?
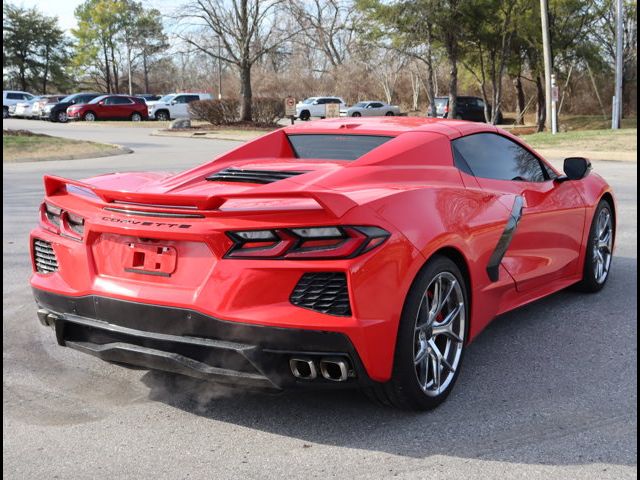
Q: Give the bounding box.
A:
[14,0,174,32]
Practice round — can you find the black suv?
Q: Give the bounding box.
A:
[46,93,101,123]
[427,96,503,124]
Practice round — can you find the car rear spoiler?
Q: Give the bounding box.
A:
[43,175,358,218]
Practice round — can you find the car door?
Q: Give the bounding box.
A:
[170,95,188,118]
[99,96,117,118]
[183,95,200,117]
[368,102,384,116]
[470,98,487,122]
[314,98,327,117]
[452,132,587,292]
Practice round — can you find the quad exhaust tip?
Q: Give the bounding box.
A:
[289,358,317,380]
[289,357,349,382]
[37,309,57,328]
[319,358,349,382]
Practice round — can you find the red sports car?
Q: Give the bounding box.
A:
[66,94,148,122]
[30,117,616,410]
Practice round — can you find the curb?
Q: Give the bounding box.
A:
[151,130,263,142]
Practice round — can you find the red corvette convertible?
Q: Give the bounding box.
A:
[30,117,616,410]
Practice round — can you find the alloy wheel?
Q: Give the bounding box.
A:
[593,207,613,284]
[413,271,466,397]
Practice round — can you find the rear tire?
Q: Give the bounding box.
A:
[131,112,142,122]
[574,200,614,292]
[365,255,469,410]
[385,111,394,116]
[3,107,9,119]
[57,111,68,123]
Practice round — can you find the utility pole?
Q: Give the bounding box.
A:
[540,0,553,131]
[217,37,223,100]
[613,0,624,129]
[551,74,558,134]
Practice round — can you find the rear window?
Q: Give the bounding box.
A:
[288,134,392,161]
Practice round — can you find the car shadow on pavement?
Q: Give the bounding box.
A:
[141,256,637,465]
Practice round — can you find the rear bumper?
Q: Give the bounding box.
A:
[33,288,372,391]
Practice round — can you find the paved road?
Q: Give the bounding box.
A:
[3,118,637,479]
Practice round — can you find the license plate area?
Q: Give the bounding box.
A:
[124,243,177,277]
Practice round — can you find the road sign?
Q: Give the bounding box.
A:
[325,103,340,118]
[552,86,559,102]
[284,97,296,117]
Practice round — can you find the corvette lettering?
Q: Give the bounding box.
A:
[101,216,191,229]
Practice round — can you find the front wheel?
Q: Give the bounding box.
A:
[83,111,96,122]
[385,111,394,116]
[365,255,468,410]
[299,110,310,121]
[3,107,8,119]
[131,112,142,122]
[351,112,361,117]
[57,111,68,123]
[574,200,614,292]
[155,110,170,121]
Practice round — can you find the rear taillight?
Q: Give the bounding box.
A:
[39,202,85,239]
[226,226,389,259]
[444,105,449,113]
[44,203,61,227]
[65,212,85,236]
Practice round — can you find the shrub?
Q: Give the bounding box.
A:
[250,97,285,125]
[189,99,239,125]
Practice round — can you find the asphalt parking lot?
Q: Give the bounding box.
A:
[3,118,637,479]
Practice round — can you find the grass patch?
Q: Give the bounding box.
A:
[3,129,127,162]
[521,128,637,152]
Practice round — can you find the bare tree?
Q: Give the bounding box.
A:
[176,0,297,121]
[289,0,355,70]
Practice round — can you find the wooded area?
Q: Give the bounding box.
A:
[3,0,637,127]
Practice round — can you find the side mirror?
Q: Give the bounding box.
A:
[312,101,319,105]
[98,100,105,105]
[562,157,592,180]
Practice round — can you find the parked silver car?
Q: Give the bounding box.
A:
[341,101,400,117]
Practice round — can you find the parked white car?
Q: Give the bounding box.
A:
[295,97,346,121]
[12,96,47,118]
[341,101,401,117]
[147,93,213,120]
[31,95,66,119]
[3,90,35,118]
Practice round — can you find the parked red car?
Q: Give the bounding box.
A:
[30,117,615,410]
[66,94,148,121]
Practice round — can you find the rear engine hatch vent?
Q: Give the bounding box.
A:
[206,168,308,184]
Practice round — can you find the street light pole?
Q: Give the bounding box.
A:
[540,0,553,132]
[613,0,624,129]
